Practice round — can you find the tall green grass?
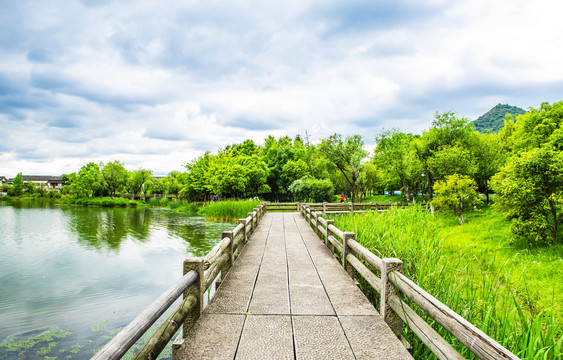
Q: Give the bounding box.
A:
[199,200,261,222]
[332,206,562,359]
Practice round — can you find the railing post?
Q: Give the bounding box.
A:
[247,212,254,235]
[238,219,247,244]
[314,212,321,237]
[381,258,404,337]
[253,208,258,229]
[322,202,327,216]
[216,231,234,289]
[342,232,355,279]
[326,219,335,252]
[183,258,205,338]
[349,202,354,214]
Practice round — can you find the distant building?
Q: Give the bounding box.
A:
[0,176,8,184]
[21,175,64,191]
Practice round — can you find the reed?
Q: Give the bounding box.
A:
[333,206,561,359]
[199,199,261,222]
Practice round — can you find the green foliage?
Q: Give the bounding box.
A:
[101,160,129,198]
[492,101,563,245]
[318,133,367,202]
[432,174,481,224]
[492,146,563,245]
[200,200,261,221]
[127,168,153,197]
[67,162,104,198]
[333,207,562,359]
[0,326,71,357]
[11,172,23,196]
[289,176,334,202]
[504,101,563,153]
[373,130,422,203]
[472,103,527,133]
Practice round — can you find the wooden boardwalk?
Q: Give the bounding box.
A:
[174,212,413,359]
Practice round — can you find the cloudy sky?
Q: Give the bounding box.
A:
[1,0,562,177]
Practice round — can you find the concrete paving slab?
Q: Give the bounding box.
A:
[179,313,245,360]
[340,315,414,359]
[235,315,293,360]
[174,211,412,360]
[292,315,355,359]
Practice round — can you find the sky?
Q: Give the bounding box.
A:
[1,0,563,177]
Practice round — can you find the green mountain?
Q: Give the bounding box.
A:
[472,104,527,133]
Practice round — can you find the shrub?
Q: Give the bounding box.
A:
[148,197,161,207]
[289,176,334,202]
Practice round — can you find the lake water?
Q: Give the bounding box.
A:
[0,201,234,359]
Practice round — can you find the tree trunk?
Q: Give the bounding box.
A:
[401,178,411,204]
[549,199,558,244]
[427,174,435,202]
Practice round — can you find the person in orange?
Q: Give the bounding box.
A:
[340,193,345,203]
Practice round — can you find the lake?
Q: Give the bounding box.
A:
[0,201,234,359]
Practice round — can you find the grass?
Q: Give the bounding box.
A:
[198,199,261,221]
[435,207,563,323]
[332,206,562,359]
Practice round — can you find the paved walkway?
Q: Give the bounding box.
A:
[174,212,413,360]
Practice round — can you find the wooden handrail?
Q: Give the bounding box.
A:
[92,270,198,360]
[298,202,519,360]
[93,202,268,360]
[389,271,519,360]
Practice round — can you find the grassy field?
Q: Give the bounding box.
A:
[332,205,562,359]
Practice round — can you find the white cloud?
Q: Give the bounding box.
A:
[1,0,562,177]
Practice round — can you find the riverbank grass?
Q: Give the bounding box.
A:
[199,200,261,221]
[332,206,561,359]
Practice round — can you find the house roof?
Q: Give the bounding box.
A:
[22,175,62,181]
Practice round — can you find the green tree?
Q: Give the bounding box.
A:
[71,162,104,198]
[182,152,212,201]
[102,161,129,198]
[374,130,422,203]
[11,173,23,196]
[318,134,367,202]
[128,168,153,199]
[281,159,309,191]
[356,163,381,201]
[492,147,563,245]
[241,155,270,195]
[417,112,476,201]
[262,136,302,199]
[471,133,506,203]
[506,101,563,152]
[432,174,481,225]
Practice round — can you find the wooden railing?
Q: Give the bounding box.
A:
[299,203,519,360]
[264,201,407,213]
[263,202,299,211]
[92,204,267,360]
[299,201,407,215]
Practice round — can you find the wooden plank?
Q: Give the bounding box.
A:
[93,270,198,360]
[388,295,464,360]
[204,237,230,265]
[346,253,382,291]
[389,271,520,360]
[347,239,384,273]
[132,294,197,360]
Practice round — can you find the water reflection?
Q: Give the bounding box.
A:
[0,204,234,360]
[64,207,153,251]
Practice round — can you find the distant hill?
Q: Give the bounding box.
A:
[472,104,527,133]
